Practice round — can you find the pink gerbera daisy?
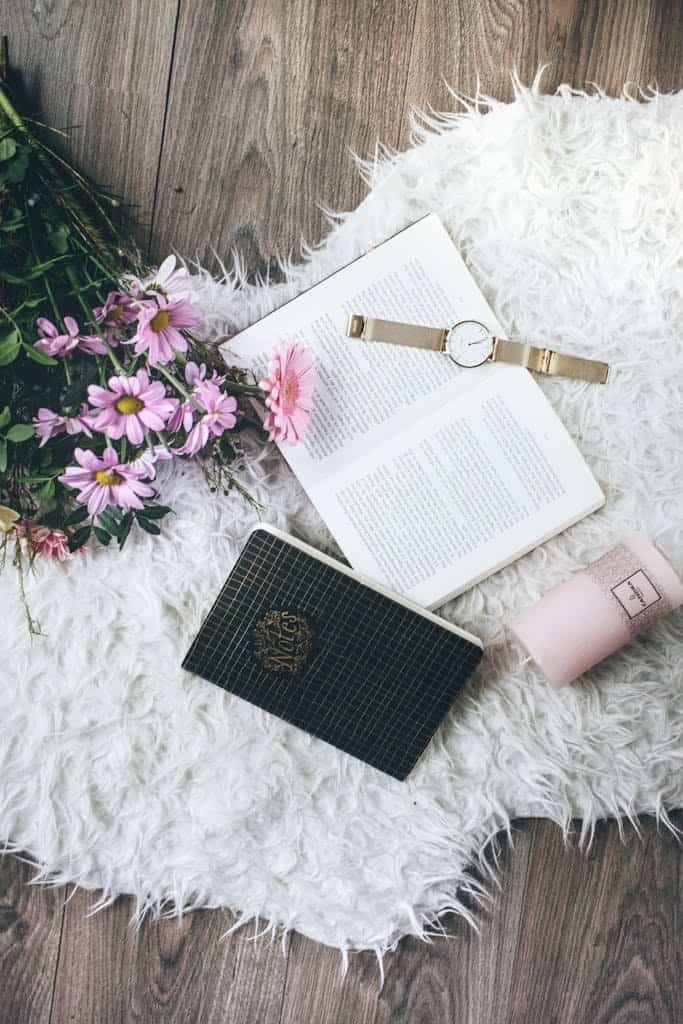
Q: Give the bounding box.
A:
[130,296,201,366]
[34,316,106,357]
[59,447,155,516]
[88,369,179,445]
[259,341,315,443]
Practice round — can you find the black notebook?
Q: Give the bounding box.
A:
[182,526,483,780]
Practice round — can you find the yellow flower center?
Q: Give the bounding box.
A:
[95,469,124,487]
[110,305,123,321]
[115,395,144,415]
[150,310,170,332]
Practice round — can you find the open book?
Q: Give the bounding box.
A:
[221,214,604,608]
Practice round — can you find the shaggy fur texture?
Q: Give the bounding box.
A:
[2,76,682,957]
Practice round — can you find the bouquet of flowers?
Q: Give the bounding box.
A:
[0,67,314,604]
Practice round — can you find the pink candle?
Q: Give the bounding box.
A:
[509,533,683,687]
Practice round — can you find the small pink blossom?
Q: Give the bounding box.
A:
[93,291,137,343]
[31,526,71,561]
[11,521,32,555]
[259,341,314,443]
[185,361,225,387]
[59,447,155,516]
[88,369,179,445]
[34,316,106,357]
[130,296,201,366]
[33,407,66,446]
[174,381,237,456]
[13,522,81,559]
[33,405,95,447]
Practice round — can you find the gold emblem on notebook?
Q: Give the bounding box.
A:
[253,611,313,672]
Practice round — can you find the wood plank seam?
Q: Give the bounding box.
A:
[147,0,184,257]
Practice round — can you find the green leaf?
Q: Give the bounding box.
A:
[64,505,90,526]
[137,504,172,520]
[117,511,133,549]
[0,406,10,430]
[69,524,91,552]
[6,423,35,443]
[0,137,16,161]
[39,478,55,502]
[23,344,59,367]
[48,224,70,255]
[7,152,29,184]
[0,328,19,354]
[23,471,64,484]
[97,508,122,536]
[0,438,6,474]
[0,256,68,283]
[0,344,20,365]
[136,516,161,536]
[93,526,111,546]
[0,207,24,232]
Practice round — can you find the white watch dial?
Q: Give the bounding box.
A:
[445,320,493,367]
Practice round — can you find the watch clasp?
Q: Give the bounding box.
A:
[347,314,366,339]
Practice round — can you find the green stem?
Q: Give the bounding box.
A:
[99,337,125,375]
[0,83,24,132]
[156,363,191,401]
[25,199,64,330]
[226,381,263,397]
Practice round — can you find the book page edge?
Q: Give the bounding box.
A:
[250,523,484,649]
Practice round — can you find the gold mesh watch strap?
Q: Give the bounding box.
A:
[347,315,447,351]
[491,338,609,384]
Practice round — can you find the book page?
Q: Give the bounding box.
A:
[310,371,603,607]
[222,214,603,606]
[223,214,512,480]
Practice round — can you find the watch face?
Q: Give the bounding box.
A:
[445,320,493,367]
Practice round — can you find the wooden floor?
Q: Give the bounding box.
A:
[1,1,682,1021]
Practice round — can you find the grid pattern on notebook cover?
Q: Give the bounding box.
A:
[182,529,483,780]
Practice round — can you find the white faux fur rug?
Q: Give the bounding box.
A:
[2,78,683,956]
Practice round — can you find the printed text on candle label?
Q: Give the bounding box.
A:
[611,570,661,618]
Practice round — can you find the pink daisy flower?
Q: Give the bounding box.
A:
[34,316,106,357]
[166,361,226,434]
[59,447,155,516]
[129,444,174,479]
[185,360,225,387]
[174,381,237,456]
[33,405,95,446]
[259,341,315,443]
[64,405,97,437]
[124,255,191,301]
[33,407,66,446]
[166,395,195,435]
[88,369,179,445]
[93,291,137,343]
[130,296,201,366]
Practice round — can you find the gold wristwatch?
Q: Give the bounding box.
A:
[346,315,609,384]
